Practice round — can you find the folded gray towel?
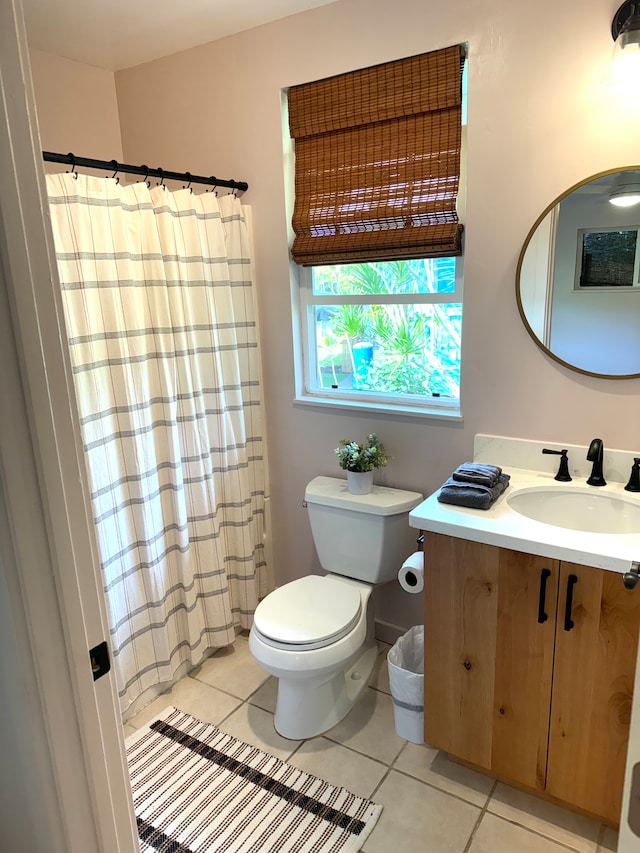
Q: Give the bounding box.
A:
[437,472,510,510]
[452,462,503,487]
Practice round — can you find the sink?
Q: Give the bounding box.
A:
[507,487,640,534]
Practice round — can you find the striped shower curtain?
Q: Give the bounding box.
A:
[46,172,270,713]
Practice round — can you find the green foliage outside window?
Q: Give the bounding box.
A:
[312,259,461,399]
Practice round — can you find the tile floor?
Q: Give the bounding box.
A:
[124,635,619,853]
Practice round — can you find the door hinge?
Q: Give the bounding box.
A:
[89,641,111,681]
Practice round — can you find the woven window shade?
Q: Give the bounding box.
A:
[289,45,464,266]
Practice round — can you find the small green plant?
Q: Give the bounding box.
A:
[334,433,390,472]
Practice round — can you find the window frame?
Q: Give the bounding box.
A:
[293,258,464,419]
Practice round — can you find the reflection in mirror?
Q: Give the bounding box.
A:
[517,167,640,378]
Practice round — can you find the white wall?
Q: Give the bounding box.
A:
[29,48,123,161]
[108,0,640,632]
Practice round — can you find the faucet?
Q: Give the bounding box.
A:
[586,438,606,487]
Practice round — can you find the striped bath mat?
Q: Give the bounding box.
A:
[126,707,382,852]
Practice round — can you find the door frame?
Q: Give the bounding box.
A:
[0,1,137,850]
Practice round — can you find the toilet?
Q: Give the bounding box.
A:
[249,476,423,740]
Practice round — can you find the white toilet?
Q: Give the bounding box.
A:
[249,475,423,739]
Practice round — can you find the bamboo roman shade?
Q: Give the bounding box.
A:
[288,45,464,266]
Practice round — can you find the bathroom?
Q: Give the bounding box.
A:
[1,0,640,850]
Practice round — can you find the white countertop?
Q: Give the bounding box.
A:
[409,466,640,574]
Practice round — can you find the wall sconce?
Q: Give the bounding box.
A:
[611,1,640,81]
[608,172,640,206]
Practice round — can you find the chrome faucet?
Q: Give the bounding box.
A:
[586,438,606,487]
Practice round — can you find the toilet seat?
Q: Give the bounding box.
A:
[253,575,362,651]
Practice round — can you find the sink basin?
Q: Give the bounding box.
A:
[507,487,640,534]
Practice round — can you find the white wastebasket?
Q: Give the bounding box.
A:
[387,625,424,744]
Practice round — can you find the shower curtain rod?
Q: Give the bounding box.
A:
[42,150,248,193]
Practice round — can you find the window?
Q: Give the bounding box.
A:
[301,259,462,410]
[287,46,465,417]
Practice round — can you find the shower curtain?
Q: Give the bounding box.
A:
[46,172,270,712]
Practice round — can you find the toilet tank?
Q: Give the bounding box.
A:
[304,476,423,584]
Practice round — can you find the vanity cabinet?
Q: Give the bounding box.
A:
[423,532,640,825]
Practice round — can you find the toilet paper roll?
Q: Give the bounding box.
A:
[398,551,424,594]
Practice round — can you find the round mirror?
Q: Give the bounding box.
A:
[516,166,640,378]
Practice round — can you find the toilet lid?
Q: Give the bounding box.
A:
[253,576,362,647]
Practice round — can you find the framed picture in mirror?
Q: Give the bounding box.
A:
[576,227,639,289]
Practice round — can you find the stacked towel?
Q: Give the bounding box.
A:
[437,463,510,510]
[451,463,502,487]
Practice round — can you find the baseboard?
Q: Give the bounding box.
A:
[374,619,406,646]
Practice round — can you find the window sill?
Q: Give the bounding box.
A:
[293,393,462,421]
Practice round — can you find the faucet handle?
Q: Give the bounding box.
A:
[625,458,640,493]
[542,448,572,482]
[586,437,606,487]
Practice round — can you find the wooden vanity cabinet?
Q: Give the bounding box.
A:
[423,533,640,825]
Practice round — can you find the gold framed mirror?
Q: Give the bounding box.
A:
[516,166,640,379]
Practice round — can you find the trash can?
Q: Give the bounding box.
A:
[387,625,424,744]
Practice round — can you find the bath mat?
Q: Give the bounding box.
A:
[125,707,382,853]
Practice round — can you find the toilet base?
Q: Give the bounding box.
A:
[273,641,378,740]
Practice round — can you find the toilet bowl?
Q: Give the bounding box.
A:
[249,574,377,739]
[249,476,423,740]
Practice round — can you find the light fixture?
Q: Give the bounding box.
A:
[608,172,640,207]
[611,1,640,82]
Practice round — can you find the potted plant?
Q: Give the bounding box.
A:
[335,433,390,494]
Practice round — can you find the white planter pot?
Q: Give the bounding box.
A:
[347,470,374,495]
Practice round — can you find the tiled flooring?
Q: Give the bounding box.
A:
[124,635,619,853]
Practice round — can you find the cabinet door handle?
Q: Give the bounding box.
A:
[538,568,551,623]
[564,573,578,631]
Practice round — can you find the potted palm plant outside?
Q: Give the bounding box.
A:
[334,433,390,494]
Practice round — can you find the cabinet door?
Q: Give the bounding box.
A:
[547,562,640,824]
[491,547,558,790]
[424,534,557,787]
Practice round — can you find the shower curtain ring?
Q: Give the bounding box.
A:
[110,159,120,184]
[141,164,150,187]
[157,167,165,189]
[208,176,217,195]
[67,152,78,179]
[183,172,192,193]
